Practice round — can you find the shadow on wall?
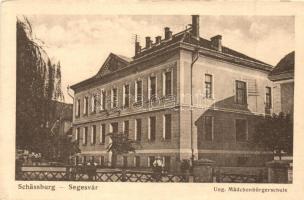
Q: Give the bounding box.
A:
[193,96,272,166]
[212,96,251,112]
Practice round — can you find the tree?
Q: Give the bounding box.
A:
[106,132,139,168]
[253,112,293,160]
[16,17,65,160]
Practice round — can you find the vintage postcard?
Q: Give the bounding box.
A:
[1,0,304,200]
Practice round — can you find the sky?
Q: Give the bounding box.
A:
[25,15,294,103]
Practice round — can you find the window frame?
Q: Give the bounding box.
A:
[123,120,129,137]
[75,127,80,144]
[204,74,213,99]
[100,124,106,144]
[91,94,97,113]
[163,69,173,97]
[163,114,172,140]
[83,96,89,115]
[75,98,80,117]
[235,80,247,105]
[123,84,130,108]
[204,116,214,141]
[83,127,88,145]
[134,156,140,167]
[148,116,156,141]
[135,119,142,141]
[148,156,155,167]
[111,88,118,108]
[265,86,272,109]
[235,118,248,142]
[100,89,106,111]
[162,156,171,171]
[90,125,96,145]
[148,75,157,100]
[135,79,143,104]
[99,156,104,166]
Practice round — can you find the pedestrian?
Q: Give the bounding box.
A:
[152,156,163,182]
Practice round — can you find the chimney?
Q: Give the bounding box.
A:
[191,15,200,39]
[210,35,222,52]
[155,36,161,45]
[164,27,172,40]
[135,41,141,55]
[145,36,152,48]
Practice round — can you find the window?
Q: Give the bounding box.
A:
[235,81,247,105]
[149,116,156,141]
[91,95,97,113]
[148,156,155,167]
[123,121,129,137]
[83,96,89,115]
[123,156,128,168]
[83,156,87,164]
[100,90,106,111]
[123,84,130,108]
[75,99,80,117]
[110,122,118,134]
[75,156,80,165]
[100,124,106,144]
[149,76,157,99]
[75,127,80,144]
[164,71,172,96]
[135,119,142,141]
[91,125,96,145]
[163,114,172,140]
[99,156,104,166]
[111,88,118,108]
[83,127,88,145]
[163,156,171,171]
[265,87,272,109]
[134,156,140,167]
[235,119,248,141]
[135,80,143,103]
[204,116,213,141]
[205,74,213,99]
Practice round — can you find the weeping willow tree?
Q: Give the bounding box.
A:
[16,17,65,160]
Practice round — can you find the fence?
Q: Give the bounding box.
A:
[17,166,187,182]
[212,168,267,183]
[17,166,273,183]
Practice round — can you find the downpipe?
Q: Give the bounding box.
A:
[190,48,199,169]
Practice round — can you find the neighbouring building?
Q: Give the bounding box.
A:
[70,15,281,171]
[269,51,294,115]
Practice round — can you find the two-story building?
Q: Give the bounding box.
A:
[70,15,276,171]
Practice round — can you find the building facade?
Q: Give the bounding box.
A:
[70,16,278,171]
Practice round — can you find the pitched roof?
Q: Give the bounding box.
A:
[135,29,271,67]
[270,51,295,76]
[71,29,273,90]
